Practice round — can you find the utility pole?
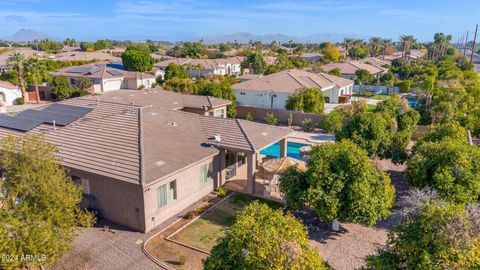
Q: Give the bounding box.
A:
[470,24,478,66]
[464,31,469,57]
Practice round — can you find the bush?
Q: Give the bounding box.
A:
[245,112,254,121]
[264,113,278,126]
[301,118,315,131]
[178,255,187,265]
[287,113,293,126]
[216,186,228,197]
[320,110,344,133]
[70,89,90,98]
[51,75,74,100]
[396,80,412,93]
[14,97,25,105]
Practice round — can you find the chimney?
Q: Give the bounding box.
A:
[96,98,100,106]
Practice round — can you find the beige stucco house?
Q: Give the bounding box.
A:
[51,63,156,93]
[232,69,354,108]
[0,89,291,232]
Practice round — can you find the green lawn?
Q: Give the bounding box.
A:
[367,104,376,112]
[370,94,390,100]
[170,193,282,251]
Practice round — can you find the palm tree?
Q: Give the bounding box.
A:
[7,52,28,102]
[381,38,392,59]
[369,37,382,57]
[342,37,354,59]
[399,35,416,59]
[24,58,45,103]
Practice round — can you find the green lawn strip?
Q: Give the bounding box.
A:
[170,193,281,251]
[367,104,376,112]
[370,94,390,100]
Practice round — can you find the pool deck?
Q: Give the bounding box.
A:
[288,130,336,145]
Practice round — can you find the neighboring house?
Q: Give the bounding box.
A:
[0,80,22,105]
[232,69,354,108]
[51,63,156,93]
[299,52,324,63]
[383,49,427,63]
[359,57,390,69]
[321,61,388,80]
[0,89,292,232]
[154,57,243,78]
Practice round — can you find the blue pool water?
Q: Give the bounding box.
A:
[407,98,418,108]
[260,142,309,160]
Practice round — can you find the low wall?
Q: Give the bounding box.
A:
[237,106,324,126]
[353,85,400,94]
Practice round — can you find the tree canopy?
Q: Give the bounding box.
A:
[203,201,326,270]
[0,135,94,267]
[121,48,154,72]
[367,194,480,269]
[279,140,395,226]
[241,51,268,74]
[285,88,324,114]
[405,140,480,204]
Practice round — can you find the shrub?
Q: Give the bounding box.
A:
[216,186,228,197]
[301,118,315,131]
[320,110,344,133]
[396,79,412,93]
[178,255,187,265]
[121,48,154,72]
[14,97,25,105]
[287,113,293,126]
[264,113,278,126]
[245,112,254,121]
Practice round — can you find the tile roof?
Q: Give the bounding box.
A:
[154,57,243,70]
[83,89,231,110]
[0,80,18,89]
[0,91,291,186]
[232,69,353,93]
[51,63,155,80]
[321,61,387,75]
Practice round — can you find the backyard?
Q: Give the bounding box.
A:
[144,193,282,269]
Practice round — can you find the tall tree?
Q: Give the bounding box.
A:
[24,58,45,103]
[369,37,382,57]
[6,52,27,102]
[0,135,94,268]
[381,38,392,59]
[399,35,416,59]
[342,37,354,59]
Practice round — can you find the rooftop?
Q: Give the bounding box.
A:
[232,69,353,93]
[0,91,290,186]
[321,61,387,75]
[51,63,155,80]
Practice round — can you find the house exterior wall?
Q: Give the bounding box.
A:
[70,168,146,231]
[0,86,22,105]
[234,89,291,110]
[181,106,228,118]
[142,155,219,232]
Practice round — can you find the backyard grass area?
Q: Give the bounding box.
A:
[367,104,376,112]
[170,193,282,252]
[370,94,390,100]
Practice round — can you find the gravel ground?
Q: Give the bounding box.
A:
[296,160,408,270]
[48,194,216,270]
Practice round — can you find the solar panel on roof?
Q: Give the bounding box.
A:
[0,104,93,132]
[67,66,91,74]
[107,70,123,76]
[0,115,42,132]
[86,66,100,74]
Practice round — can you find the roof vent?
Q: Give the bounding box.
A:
[261,132,268,136]
[168,122,178,127]
[154,160,166,167]
[110,161,118,166]
[214,134,222,143]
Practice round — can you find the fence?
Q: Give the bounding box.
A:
[353,85,400,95]
[237,106,324,126]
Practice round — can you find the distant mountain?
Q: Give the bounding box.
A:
[198,32,365,44]
[7,29,50,42]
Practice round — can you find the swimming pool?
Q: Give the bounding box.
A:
[407,98,418,108]
[260,141,309,160]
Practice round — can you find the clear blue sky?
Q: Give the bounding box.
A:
[1,0,479,42]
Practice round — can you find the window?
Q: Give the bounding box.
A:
[200,163,213,183]
[157,180,177,208]
[214,109,224,118]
